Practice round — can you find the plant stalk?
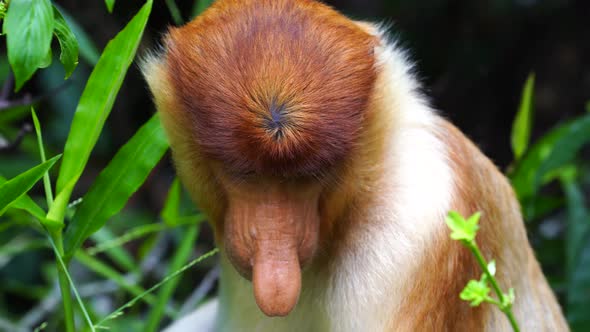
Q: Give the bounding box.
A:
[469,242,520,332]
[54,233,76,332]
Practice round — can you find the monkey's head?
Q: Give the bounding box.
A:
[143,0,377,317]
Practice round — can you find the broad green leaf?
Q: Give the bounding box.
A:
[0,175,46,221]
[510,113,590,202]
[53,0,153,224]
[105,0,115,13]
[511,73,535,160]
[161,178,181,226]
[145,224,200,332]
[0,155,61,216]
[192,0,214,18]
[4,0,55,91]
[53,6,79,78]
[64,114,168,257]
[54,5,100,65]
[39,47,53,69]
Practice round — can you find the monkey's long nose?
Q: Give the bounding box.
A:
[252,239,301,316]
[223,183,320,317]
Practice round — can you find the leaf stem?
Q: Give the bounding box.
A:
[467,241,520,332]
[54,233,76,332]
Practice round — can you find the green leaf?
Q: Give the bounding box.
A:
[0,155,61,216]
[510,113,590,202]
[460,279,491,307]
[31,108,54,208]
[192,0,214,18]
[557,173,590,331]
[39,47,53,69]
[52,0,153,224]
[4,0,55,91]
[165,0,183,25]
[0,175,46,221]
[511,73,535,160]
[161,178,182,226]
[64,114,168,258]
[105,0,115,13]
[53,6,79,78]
[445,211,480,242]
[560,172,589,276]
[54,5,100,65]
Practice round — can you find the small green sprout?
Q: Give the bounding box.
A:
[446,211,520,332]
[446,211,481,242]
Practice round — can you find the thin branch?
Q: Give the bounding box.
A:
[0,81,72,111]
[0,123,32,153]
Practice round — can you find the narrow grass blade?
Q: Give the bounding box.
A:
[31,108,54,208]
[105,0,115,13]
[0,176,46,221]
[0,155,61,216]
[54,0,153,210]
[161,178,181,226]
[63,114,168,258]
[511,73,535,160]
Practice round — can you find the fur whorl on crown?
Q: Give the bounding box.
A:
[164,0,377,176]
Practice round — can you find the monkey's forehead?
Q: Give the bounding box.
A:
[159,0,378,176]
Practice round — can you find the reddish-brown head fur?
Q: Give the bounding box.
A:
[165,0,377,176]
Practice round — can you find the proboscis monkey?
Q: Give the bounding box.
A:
[142,0,568,331]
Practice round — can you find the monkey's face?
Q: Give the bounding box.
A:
[143,0,377,318]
